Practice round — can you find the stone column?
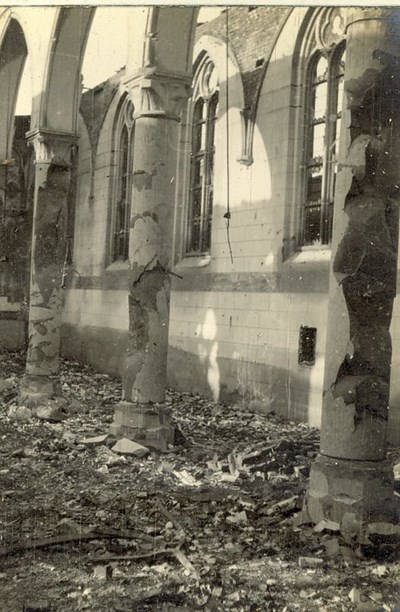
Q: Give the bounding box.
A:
[110,73,191,451]
[0,163,8,298]
[20,129,77,404]
[306,8,400,532]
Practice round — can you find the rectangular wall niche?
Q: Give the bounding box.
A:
[298,326,317,366]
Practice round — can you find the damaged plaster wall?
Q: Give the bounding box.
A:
[321,15,400,460]
[22,163,70,397]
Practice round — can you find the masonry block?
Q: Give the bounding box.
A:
[306,454,399,532]
[110,401,174,452]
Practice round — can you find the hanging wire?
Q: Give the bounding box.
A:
[224,8,234,264]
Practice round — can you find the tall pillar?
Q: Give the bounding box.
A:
[110,72,191,450]
[0,163,8,297]
[306,8,400,531]
[20,129,77,404]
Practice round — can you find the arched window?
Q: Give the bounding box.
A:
[110,97,135,262]
[302,41,345,246]
[186,56,219,255]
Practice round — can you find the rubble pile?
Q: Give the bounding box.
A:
[0,349,399,611]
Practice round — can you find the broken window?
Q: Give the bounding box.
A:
[186,56,219,255]
[110,96,135,262]
[302,42,345,247]
[298,325,317,366]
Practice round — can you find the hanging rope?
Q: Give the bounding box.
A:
[224,8,234,264]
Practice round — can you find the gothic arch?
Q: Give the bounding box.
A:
[288,7,348,250]
[1,7,200,144]
[41,7,95,133]
[194,34,244,112]
[0,16,28,159]
[143,7,199,75]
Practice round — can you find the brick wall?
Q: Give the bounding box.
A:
[196,7,290,111]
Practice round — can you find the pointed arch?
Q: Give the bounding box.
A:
[108,93,135,263]
[41,7,95,133]
[0,17,28,159]
[144,6,199,75]
[292,7,347,249]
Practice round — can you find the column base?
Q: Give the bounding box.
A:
[305,454,399,538]
[109,401,175,452]
[19,374,61,406]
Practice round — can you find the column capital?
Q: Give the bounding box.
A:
[346,7,397,31]
[26,128,79,167]
[122,70,192,121]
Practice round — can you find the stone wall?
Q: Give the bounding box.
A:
[59,6,400,442]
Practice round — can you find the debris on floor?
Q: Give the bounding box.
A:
[0,348,399,611]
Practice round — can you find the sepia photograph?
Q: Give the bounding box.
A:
[0,2,399,610]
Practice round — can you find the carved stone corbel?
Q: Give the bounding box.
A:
[238,108,254,166]
[27,128,78,167]
[123,72,192,121]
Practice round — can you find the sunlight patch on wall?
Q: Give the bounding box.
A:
[196,308,220,401]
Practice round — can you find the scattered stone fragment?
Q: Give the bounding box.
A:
[173,469,201,486]
[226,591,240,602]
[226,511,247,525]
[93,565,113,581]
[211,586,223,597]
[340,512,361,540]
[111,438,150,457]
[96,465,109,474]
[313,519,340,533]
[292,507,312,528]
[158,460,175,474]
[266,496,300,516]
[348,587,361,603]
[298,556,323,568]
[35,400,69,422]
[7,404,31,422]
[66,397,82,414]
[324,538,340,557]
[372,565,387,577]
[0,378,16,392]
[294,465,309,478]
[56,518,81,535]
[300,590,316,599]
[62,431,77,445]
[339,546,358,565]
[80,434,109,446]
[368,592,383,603]
[96,446,126,466]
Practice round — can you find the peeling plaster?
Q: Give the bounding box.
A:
[331,53,400,427]
[132,169,155,191]
[24,164,70,384]
[123,261,170,402]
